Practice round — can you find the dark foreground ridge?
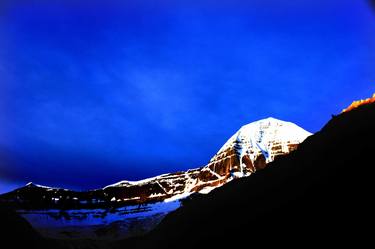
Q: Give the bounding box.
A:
[0,206,47,249]
[119,102,375,248]
[0,102,374,249]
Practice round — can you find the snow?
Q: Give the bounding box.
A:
[214,117,312,163]
[198,186,217,194]
[26,182,53,189]
[201,167,222,179]
[121,197,140,201]
[19,200,182,228]
[104,173,171,188]
[231,172,245,178]
[149,193,165,198]
[25,182,70,191]
[163,192,191,203]
[18,199,183,240]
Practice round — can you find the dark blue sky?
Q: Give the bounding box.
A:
[0,0,374,192]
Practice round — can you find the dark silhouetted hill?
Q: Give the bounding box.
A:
[119,102,375,248]
[0,206,48,249]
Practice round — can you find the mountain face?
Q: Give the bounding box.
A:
[0,118,310,240]
[120,102,375,249]
[106,117,311,196]
[206,118,311,178]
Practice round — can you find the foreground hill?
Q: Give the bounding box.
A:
[0,207,49,249]
[119,102,375,248]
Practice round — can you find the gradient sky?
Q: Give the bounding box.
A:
[0,0,374,192]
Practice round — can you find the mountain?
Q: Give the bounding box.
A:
[0,118,310,206]
[1,100,374,249]
[206,117,311,179]
[118,102,375,248]
[0,118,310,240]
[107,117,311,195]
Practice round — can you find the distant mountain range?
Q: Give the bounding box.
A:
[0,117,310,240]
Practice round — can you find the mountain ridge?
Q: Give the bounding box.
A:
[118,101,375,249]
[1,117,311,207]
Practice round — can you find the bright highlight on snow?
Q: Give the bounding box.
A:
[208,117,311,179]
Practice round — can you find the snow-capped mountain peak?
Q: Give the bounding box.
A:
[207,117,311,178]
[218,117,311,156]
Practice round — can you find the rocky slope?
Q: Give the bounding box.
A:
[342,93,375,112]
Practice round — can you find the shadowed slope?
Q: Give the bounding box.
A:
[0,206,48,249]
[120,102,375,248]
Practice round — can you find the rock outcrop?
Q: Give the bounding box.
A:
[342,93,375,112]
